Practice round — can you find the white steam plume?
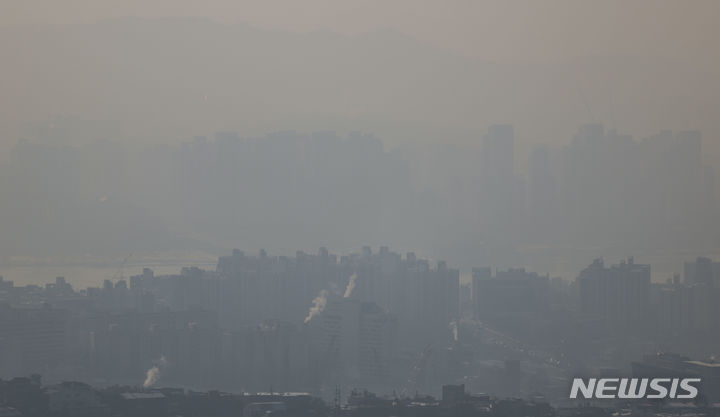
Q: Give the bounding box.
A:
[143,356,168,388]
[304,290,328,323]
[343,273,357,298]
[143,366,160,388]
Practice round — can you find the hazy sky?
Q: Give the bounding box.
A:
[5,0,719,65]
[2,0,719,161]
[1,0,720,280]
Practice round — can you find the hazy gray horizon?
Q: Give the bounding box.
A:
[1,6,719,161]
[1,3,719,284]
[3,3,720,405]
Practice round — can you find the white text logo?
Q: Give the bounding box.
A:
[570,378,700,399]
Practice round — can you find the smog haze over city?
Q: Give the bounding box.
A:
[1,1,720,416]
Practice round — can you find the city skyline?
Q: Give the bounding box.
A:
[2,246,720,402]
[2,2,718,413]
[1,122,717,286]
